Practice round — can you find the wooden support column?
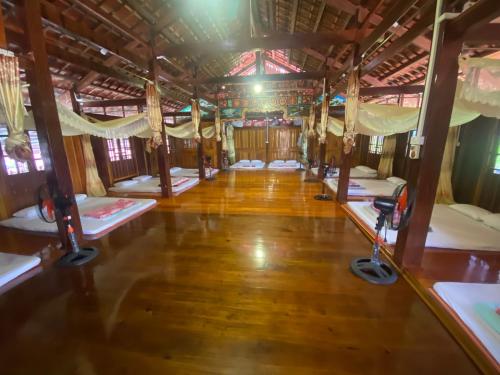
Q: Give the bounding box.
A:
[22,0,83,243]
[216,132,223,170]
[150,36,172,197]
[194,66,205,180]
[336,124,352,204]
[394,20,463,268]
[317,78,329,180]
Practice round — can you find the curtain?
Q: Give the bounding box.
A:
[222,122,228,151]
[226,125,235,164]
[319,94,329,144]
[146,83,163,149]
[456,57,500,119]
[377,135,396,179]
[344,68,360,154]
[0,55,32,161]
[215,107,222,142]
[81,134,106,196]
[307,103,316,137]
[435,127,460,204]
[191,98,201,142]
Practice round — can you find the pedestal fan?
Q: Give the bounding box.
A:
[350,184,414,285]
[36,184,98,267]
[314,164,333,201]
[204,155,216,181]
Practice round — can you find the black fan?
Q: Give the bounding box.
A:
[203,155,216,181]
[314,163,333,201]
[350,184,414,285]
[35,183,98,267]
[304,158,319,183]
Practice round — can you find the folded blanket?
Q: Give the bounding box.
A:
[172,177,190,187]
[82,199,136,219]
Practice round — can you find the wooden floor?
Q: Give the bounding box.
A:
[0,171,481,374]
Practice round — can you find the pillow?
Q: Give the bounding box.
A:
[387,176,407,186]
[12,205,38,219]
[114,180,138,188]
[355,165,376,173]
[75,194,87,203]
[449,204,492,221]
[482,213,500,231]
[170,167,182,174]
[251,160,263,164]
[133,175,152,182]
[273,160,284,163]
[285,160,297,164]
[239,159,250,163]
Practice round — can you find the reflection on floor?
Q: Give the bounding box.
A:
[0,171,480,374]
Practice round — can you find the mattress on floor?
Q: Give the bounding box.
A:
[326,178,400,197]
[170,168,219,178]
[268,160,301,169]
[433,282,500,364]
[0,197,156,236]
[311,167,378,179]
[109,177,198,194]
[230,160,266,169]
[347,201,500,251]
[0,253,41,288]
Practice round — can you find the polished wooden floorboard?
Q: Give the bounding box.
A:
[0,171,479,374]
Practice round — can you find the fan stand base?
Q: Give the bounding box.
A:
[58,247,99,267]
[296,167,305,171]
[314,193,332,201]
[350,257,398,285]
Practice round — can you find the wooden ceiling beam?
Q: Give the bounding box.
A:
[462,23,500,44]
[194,71,333,86]
[156,31,357,57]
[359,84,424,96]
[448,0,500,36]
[80,98,146,108]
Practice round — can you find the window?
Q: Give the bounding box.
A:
[0,127,29,175]
[107,138,133,162]
[28,131,45,171]
[368,136,384,154]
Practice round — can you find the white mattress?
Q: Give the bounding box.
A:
[433,282,500,364]
[0,197,156,236]
[311,167,377,179]
[347,201,500,251]
[326,178,400,197]
[268,160,301,169]
[170,168,219,178]
[109,177,199,194]
[0,252,41,288]
[230,160,266,169]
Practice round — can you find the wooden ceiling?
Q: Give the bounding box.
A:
[2,0,496,111]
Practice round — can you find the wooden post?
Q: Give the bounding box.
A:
[337,127,352,203]
[394,19,463,267]
[197,125,206,179]
[22,0,82,242]
[150,36,172,197]
[0,3,7,49]
[69,88,81,115]
[317,78,329,180]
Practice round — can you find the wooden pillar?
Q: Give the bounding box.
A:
[337,132,352,203]
[318,79,330,180]
[69,88,81,115]
[22,0,83,242]
[150,37,172,197]
[394,19,463,267]
[216,135,223,170]
[0,3,7,48]
[197,125,206,179]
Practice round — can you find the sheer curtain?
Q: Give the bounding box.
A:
[146,83,163,149]
[191,99,201,142]
[343,68,360,154]
[0,55,32,161]
[319,95,329,144]
[435,126,460,204]
[81,135,106,196]
[377,135,396,179]
[307,103,316,137]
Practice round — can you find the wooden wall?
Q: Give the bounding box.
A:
[452,116,500,212]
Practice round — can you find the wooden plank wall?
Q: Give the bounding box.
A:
[233,127,268,162]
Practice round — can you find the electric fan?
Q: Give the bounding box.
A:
[304,158,319,183]
[314,163,333,201]
[204,155,216,181]
[350,184,414,285]
[36,184,99,267]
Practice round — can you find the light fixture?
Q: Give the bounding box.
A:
[253,83,263,93]
[99,47,109,56]
[221,85,226,90]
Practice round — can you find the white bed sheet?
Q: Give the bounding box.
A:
[433,282,500,364]
[268,160,301,169]
[0,197,156,236]
[347,201,500,251]
[170,168,219,178]
[109,177,199,194]
[230,160,266,169]
[326,178,400,196]
[0,253,41,288]
[311,167,377,179]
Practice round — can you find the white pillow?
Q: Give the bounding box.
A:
[252,160,263,164]
[285,160,297,164]
[114,180,138,188]
[273,160,284,163]
[482,213,500,231]
[133,175,152,182]
[387,176,406,186]
[170,167,182,174]
[75,194,87,203]
[12,205,38,219]
[239,159,250,163]
[449,204,491,221]
[355,165,376,173]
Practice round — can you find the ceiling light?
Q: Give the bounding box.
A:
[254,83,263,93]
[100,47,109,56]
[221,85,226,90]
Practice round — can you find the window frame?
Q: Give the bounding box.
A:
[0,126,45,176]
[368,135,384,155]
